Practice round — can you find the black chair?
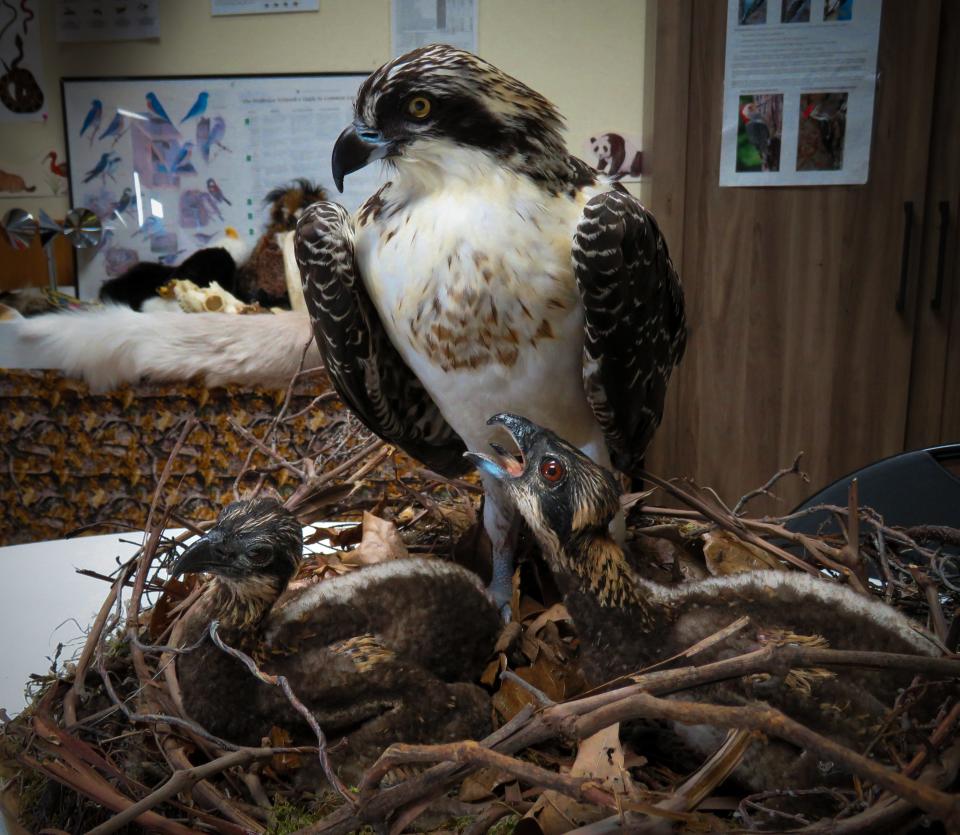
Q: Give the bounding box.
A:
[786,444,960,548]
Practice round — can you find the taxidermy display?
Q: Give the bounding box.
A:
[466,412,947,791]
[170,496,499,781]
[16,46,686,612]
[98,238,243,312]
[233,178,326,309]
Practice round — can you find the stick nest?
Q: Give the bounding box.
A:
[2,365,959,834]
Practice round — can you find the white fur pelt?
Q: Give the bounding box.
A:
[15,305,320,391]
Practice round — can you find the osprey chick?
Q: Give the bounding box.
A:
[296,45,686,610]
[468,413,947,791]
[170,497,499,780]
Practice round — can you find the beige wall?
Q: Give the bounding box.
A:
[2,0,648,221]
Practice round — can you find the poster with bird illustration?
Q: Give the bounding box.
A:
[62,74,380,298]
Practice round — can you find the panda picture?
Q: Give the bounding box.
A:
[585,132,643,179]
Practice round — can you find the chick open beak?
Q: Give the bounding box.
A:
[462,413,541,480]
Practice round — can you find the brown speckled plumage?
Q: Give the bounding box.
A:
[171,498,499,782]
[469,414,948,791]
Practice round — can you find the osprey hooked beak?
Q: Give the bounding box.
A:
[331,124,394,192]
[170,534,230,577]
[463,413,540,481]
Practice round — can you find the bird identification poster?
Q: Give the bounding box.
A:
[392,0,477,58]
[719,0,881,187]
[62,74,379,299]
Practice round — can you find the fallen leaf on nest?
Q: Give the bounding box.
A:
[458,765,515,802]
[702,530,784,575]
[492,656,578,722]
[521,724,629,835]
[344,511,409,565]
[268,726,300,773]
[148,575,198,640]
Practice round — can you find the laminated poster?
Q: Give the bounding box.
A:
[62,74,381,299]
[392,0,477,58]
[719,0,881,187]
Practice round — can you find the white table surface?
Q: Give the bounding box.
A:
[0,530,184,718]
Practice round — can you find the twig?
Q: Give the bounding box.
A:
[500,670,556,707]
[733,452,807,516]
[909,565,950,643]
[84,747,283,835]
[207,621,356,806]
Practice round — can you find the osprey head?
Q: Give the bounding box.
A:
[332,44,568,191]
[170,497,302,587]
[464,413,621,548]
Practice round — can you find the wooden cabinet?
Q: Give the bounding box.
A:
[645,0,958,513]
[906,0,960,449]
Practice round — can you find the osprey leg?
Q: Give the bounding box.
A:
[480,472,521,617]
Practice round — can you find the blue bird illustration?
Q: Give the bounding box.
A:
[151,140,196,175]
[133,216,165,239]
[196,117,211,162]
[98,112,127,144]
[80,99,102,145]
[180,91,209,124]
[112,187,135,217]
[103,154,122,183]
[200,191,224,221]
[208,116,231,155]
[146,92,175,126]
[206,177,231,206]
[171,141,194,172]
[83,152,113,183]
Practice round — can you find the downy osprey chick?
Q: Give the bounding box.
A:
[467,413,948,792]
[170,497,499,779]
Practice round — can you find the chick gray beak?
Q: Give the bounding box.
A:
[170,536,225,577]
[331,124,392,192]
[487,413,541,455]
[463,413,542,481]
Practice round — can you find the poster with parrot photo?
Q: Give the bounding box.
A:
[62,74,380,299]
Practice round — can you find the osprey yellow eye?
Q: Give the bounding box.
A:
[407,96,432,119]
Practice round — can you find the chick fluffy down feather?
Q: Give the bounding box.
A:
[14,305,320,391]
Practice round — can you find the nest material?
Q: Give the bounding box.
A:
[2,364,959,834]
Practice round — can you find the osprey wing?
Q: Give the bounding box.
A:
[295,201,469,476]
[572,189,687,475]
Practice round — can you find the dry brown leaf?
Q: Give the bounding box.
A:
[346,511,409,565]
[458,766,515,802]
[702,530,784,575]
[147,576,197,640]
[268,726,301,773]
[522,725,630,835]
[520,791,600,835]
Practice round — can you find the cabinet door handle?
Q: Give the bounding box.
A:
[931,201,949,311]
[896,201,914,313]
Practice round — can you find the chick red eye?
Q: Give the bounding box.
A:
[539,457,565,483]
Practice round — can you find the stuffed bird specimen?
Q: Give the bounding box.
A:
[170,497,499,780]
[295,44,686,610]
[467,413,946,791]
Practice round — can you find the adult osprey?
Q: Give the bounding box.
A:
[295,44,686,609]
